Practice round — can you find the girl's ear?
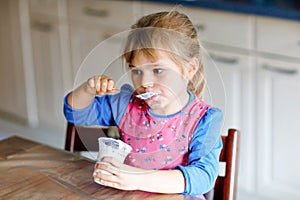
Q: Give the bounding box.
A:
[186,57,199,80]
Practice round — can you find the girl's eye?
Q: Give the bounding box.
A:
[131,69,142,75]
[153,68,164,74]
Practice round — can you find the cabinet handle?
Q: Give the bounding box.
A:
[262,64,298,75]
[84,7,109,18]
[31,21,52,32]
[210,53,239,64]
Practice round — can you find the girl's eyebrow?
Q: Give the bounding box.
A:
[129,63,163,68]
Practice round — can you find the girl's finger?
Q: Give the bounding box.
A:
[87,78,95,88]
[93,167,120,184]
[95,174,121,189]
[101,163,119,176]
[100,179,121,189]
[95,76,101,92]
[107,79,115,91]
[100,78,108,93]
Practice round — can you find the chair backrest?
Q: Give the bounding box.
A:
[65,123,121,152]
[65,124,240,199]
[65,122,108,152]
[205,129,240,200]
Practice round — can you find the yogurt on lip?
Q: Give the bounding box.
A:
[136,92,158,100]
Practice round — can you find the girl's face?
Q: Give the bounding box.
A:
[130,51,192,115]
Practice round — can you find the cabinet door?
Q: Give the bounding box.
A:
[0,0,28,122]
[204,49,254,132]
[30,15,66,130]
[68,23,129,87]
[204,49,256,192]
[68,0,136,87]
[256,58,300,199]
[188,8,254,49]
[69,23,106,81]
[68,0,137,30]
[256,17,300,59]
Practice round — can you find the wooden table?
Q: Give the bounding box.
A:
[0,136,201,200]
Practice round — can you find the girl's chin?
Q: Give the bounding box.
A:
[145,99,162,110]
[146,100,172,114]
[145,100,159,107]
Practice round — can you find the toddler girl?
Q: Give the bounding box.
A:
[64,11,223,198]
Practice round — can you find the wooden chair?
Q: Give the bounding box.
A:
[204,129,240,200]
[65,124,240,199]
[65,122,120,153]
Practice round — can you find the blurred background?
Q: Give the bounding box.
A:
[0,0,299,199]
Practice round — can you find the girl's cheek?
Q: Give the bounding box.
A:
[131,77,141,87]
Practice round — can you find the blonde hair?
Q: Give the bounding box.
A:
[123,11,206,100]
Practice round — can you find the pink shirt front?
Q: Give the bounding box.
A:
[118,96,209,170]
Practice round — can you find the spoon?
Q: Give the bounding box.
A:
[136,92,158,100]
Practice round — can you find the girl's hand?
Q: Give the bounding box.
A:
[67,75,116,109]
[93,157,185,193]
[86,75,116,96]
[93,157,150,191]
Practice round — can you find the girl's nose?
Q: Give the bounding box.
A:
[141,75,154,88]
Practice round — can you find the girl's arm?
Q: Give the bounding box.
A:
[67,75,115,109]
[176,107,223,195]
[64,84,134,127]
[94,157,185,193]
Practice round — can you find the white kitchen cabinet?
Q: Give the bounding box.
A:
[188,8,254,50]
[0,0,70,148]
[68,21,129,84]
[27,0,73,132]
[203,48,256,195]
[0,0,28,122]
[256,16,300,59]
[139,2,254,49]
[67,0,138,88]
[29,14,65,130]
[204,49,251,132]
[256,57,300,200]
[68,0,138,30]
[29,0,59,17]
[68,22,108,82]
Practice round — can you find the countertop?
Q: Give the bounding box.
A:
[143,0,300,21]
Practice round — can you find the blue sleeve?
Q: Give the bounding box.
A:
[176,107,223,196]
[63,84,134,126]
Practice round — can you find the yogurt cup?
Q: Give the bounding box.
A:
[94,137,132,184]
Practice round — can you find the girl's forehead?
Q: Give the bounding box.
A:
[130,52,184,75]
[131,50,176,67]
